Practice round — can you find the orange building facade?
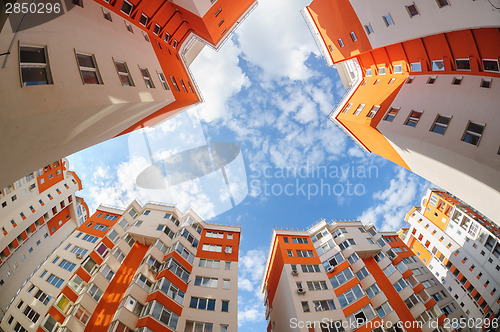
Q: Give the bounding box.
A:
[261,220,465,332]
[0,0,257,190]
[401,188,500,326]
[0,200,240,332]
[303,0,500,225]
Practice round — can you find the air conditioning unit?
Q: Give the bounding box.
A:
[149,265,157,274]
[327,266,336,273]
[76,253,83,259]
[297,288,306,295]
[291,269,299,276]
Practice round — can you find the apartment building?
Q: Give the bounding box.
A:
[0,200,240,332]
[302,0,500,224]
[0,0,257,189]
[261,219,465,332]
[401,188,500,325]
[0,158,88,318]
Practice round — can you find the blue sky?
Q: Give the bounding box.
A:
[67,0,430,330]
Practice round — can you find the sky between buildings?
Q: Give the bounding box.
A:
[67,0,430,330]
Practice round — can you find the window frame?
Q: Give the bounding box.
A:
[139,66,155,88]
[19,45,53,87]
[382,14,394,27]
[430,115,451,135]
[461,121,485,146]
[113,60,134,87]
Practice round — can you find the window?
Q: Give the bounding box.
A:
[35,289,51,305]
[301,264,321,273]
[342,103,352,113]
[222,279,230,289]
[302,301,310,312]
[75,53,101,84]
[164,32,171,43]
[194,276,218,288]
[221,300,229,312]
[206,231,224,238]
[366,68,372,77]
[348,253,359,264]
[367,105,380,118]
[378,66,386,75]
[410,62,422,72]
[83,234,98,243]
[313,300,336,311]
[143,301,179,329]
[287,250,293,257]
[153,23,161,35]
[436,0,450,7]
[292,237,308,244]
[339,239,356,250]
[136,274,153,291]
[139,13,148,26]
[461,122,484,146]
[338,39,344,47]
[431,60,445,71]
[356,267,370,280]
[373,79,380,85]
[481,78,492,88]
[170,76,180,91]
[157,72,170,90]
[199,259,220,268]
[59,259,76,272]
[47,274,63,288]
[74,306,90,324]
[114,61,134,86]
[296,250,314,257]
[406,3,419,17]
[19,46,52,86]
[283,237,289,243]
[190,297,216,311]
[353,104,365,115]
[202,244,222,252]
[383,264,396,276]
[455,58,471,71]
[350,32,357,41]
[405,110,423,127]
[430,115,451,134]
[376,302,392,317]
[82,257,98,274]
[383,107,399,122]
[382,14,394,27]
[23,305,40,323]
[100,264,115,281]
[87,283,103,302]
[338,285,364,308]
[121,0,133,15]
[365,284,380,298]
[307,281,328,291]
[112,247,125,263]
[122,295,143,316]
[364,24,373,35]
[56,295,73,314]
[140,67,154,88]
[185,321,214,332]
[388,78,396,84]
[394,278,407,292]
[329,268,354,288]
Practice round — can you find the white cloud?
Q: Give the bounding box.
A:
[191,39,250,122]
[236,0,318,82]
[237,249,267,327]
[359,167,430,231]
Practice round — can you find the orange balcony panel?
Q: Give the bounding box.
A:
[413,283,425,294]
[402,269,413,279]
[425,298,436,310]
